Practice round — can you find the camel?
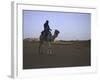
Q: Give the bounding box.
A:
[39,29,60,55]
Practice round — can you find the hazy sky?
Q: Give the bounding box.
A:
[23,10,91,40]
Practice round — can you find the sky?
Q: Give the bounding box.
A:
[23,10,91,40]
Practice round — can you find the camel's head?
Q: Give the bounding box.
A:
[54,30,60,38]
[55,29,60,35]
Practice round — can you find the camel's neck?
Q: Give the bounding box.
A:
[52,33,58,41]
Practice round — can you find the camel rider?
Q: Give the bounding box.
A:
[43,20,52,37]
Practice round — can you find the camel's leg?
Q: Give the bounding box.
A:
[38,42,41,54]
[39,41,43,54]
[47,42,52,55]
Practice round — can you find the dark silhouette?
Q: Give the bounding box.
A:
[44,20,51,31]
[39,20,60,55]
[42,20,52,39]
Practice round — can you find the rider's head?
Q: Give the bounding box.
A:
[46,20,49,24]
